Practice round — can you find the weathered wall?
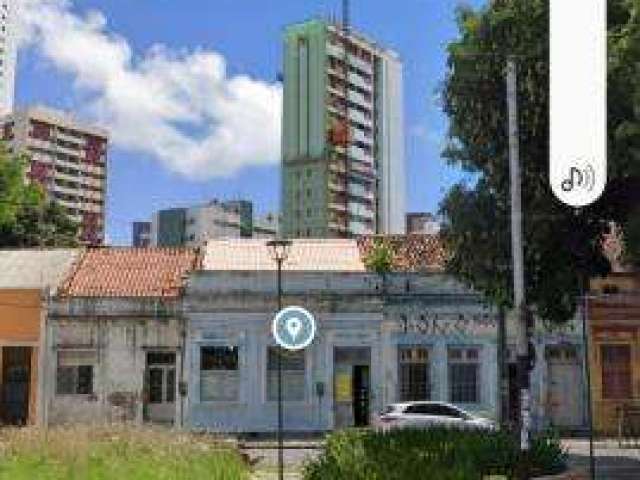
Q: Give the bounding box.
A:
[44,303,184,426]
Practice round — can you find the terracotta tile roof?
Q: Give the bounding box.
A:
[60,247,199,298]
[357,235,446,272]
[202,239,366,271]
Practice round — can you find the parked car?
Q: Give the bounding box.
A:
[375,401,497,431]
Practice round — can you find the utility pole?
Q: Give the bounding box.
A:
[507,57,531,462]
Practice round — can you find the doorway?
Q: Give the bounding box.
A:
[144,351,176,425]
[1,347,32,425]
[546,346,583,428]
[333,347,371,428]
[353,365,370,427]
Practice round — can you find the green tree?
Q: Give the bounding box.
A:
[439,0,640,323]
[0,147,79,247]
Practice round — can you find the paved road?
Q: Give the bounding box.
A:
[563,439,640,480]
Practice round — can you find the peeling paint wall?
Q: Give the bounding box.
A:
[44,300,185,426]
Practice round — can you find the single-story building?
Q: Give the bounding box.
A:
[589,272,640,434]
[0,249,80,426]
[40,237,588,433]
[44,247,198,426]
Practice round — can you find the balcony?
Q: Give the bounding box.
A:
[348,90,372,109]
[350,145,373,164]
[348,72,373,92]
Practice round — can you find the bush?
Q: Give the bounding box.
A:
[303,428,567,480]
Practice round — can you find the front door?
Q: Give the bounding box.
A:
[144,352,176,425]
[546,346,583,428]
[353,365,370,427]
[1,347,32,425]
[333,347,371,428]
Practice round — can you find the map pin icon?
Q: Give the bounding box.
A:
[286,317,302,340]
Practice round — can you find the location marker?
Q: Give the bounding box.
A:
[286,317,302,340]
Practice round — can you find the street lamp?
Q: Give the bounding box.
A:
[267,239,292,480]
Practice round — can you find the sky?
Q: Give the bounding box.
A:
[16,0,484,245]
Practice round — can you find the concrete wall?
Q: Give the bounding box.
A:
[44,299,185,426]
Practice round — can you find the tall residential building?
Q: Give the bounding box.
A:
[132,221,151,247]
[1,106,108,244]
[0,0,17,115]
[148,200,278,247]
[281,19,405,239]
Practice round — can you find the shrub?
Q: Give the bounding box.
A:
[303,428,567,480]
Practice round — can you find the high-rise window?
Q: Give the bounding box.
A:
[398,346,430,401]
[448,347,481,403]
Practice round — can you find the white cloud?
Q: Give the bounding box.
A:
[19,0,282,179]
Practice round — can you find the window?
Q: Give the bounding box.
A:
[267,347,305,401]
[601,345,632,400]
[200,346,239,401]
[398,347,430,401]
[56,350,96,395]
[448,347,480,403]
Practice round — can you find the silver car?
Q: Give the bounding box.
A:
[376,401,496,431]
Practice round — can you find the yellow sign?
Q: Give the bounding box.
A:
[334,373,352,402]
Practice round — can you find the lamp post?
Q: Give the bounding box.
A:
[267,239,292,480]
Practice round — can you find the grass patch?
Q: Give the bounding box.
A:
[0,425,249,480]
[303,427,567,480]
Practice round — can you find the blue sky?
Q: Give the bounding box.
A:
[17,0,483,244]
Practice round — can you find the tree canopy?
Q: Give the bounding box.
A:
[439,0,640,323]
[0,146,79,247]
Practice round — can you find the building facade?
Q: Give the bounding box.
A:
[43,248,198,426]
[1,106,109,244]
[182,240,586,432]
[31,239,587,432]
[148,200,277,247]
[589,272,640,434]
[406,213,441,235]
[281,19,405,238]
[132,221,151,247]
[0,249,80,426]
[0,0,17,115]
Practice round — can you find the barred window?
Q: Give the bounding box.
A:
[448,347,480,404]
[601,345,631,400]
[56,350,96,395]
[200,347,239,402]
[398,347,430,401]
[267,347,305,402]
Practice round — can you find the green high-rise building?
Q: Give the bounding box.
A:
[281,19,405,238]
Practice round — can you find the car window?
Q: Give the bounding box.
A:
[404,403,438,415]
[440,405,467,419]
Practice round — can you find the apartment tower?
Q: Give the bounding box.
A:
[1,106,108,244]
[281,19,405,238]
[0,0,17,115]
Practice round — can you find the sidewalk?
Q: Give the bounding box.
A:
[563,439,640,480]
[242,441,321,480]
